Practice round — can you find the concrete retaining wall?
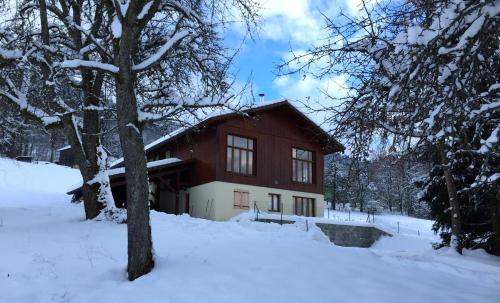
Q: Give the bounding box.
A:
[315,223,391,248]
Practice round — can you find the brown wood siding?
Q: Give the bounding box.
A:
[215,107,324,194]
[138,106,325,194]
[145,128,217,186]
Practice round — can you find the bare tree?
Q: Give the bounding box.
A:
[56,0,259,280]
[0,0,123,221]
[279,0,499,253]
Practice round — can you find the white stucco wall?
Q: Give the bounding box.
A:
[188,182,216,219]
[187,181,324,221]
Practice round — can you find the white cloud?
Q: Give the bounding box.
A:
[272,73,350,128]
[273,74,349,103]
[255,0,331,44]
[254,0,370,44]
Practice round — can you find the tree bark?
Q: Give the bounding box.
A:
[115,23,154,281]
[437,141,462,253]
[60,114,101,218]
[39,0,107,219]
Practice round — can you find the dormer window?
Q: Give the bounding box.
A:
[292,148,314,183]
[226,134,254,175]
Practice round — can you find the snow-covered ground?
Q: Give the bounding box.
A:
[1,158,499,303]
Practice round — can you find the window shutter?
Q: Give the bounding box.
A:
[234,191,241,207]
[241,192,249,208]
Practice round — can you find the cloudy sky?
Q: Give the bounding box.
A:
[227,0,362,104]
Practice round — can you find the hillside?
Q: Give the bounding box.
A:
[0,158,499,303]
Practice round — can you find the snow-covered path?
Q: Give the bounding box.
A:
[1,158,499,303]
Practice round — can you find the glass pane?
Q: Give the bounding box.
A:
[268,195,273,210]
[241,150,247,174]
[292,148,296,158]
[307,163,312,183]
[292,160,297,181]
[248,139,253,150]
[303,162,308,182]
[227,135,233,146]
[296,149,302,159]
[297,161,303,182]
[227,147,232,171]
[248,151,253,174]
[306,151,312,161]
[233,149,240,173]
[234,136,247,148]
[299,149,308,160]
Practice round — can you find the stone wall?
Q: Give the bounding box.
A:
[315,223,391,248]
[253,218,391,248]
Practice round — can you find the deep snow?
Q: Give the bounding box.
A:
[1,158,499,303]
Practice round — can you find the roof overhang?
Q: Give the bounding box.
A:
[67,158,194,195]
[110,99,344,168]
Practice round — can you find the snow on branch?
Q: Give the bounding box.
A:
[165,0,205,24]
[59,60,119,73]
[137,1,154,20]
[132,30,191,71]
[0,89,60,126]
[0,48,22,60]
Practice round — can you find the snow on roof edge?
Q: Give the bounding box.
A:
[67,158,183,193]
[110,99,287,167]
[57,145,71,152]
[109,98,342,167]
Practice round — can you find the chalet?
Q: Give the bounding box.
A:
[69,99,344,221]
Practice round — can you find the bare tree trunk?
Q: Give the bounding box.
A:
[38,0,104,219]
[437,141,462,253]
[81,72,105,219]
[60,114,101,218]
[115,24,154,281]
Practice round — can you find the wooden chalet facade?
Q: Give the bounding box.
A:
[69,100,344,220]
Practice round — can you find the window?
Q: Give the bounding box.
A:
[294,197,315,217]
[165,150,172,158]
[227,134,254,175]
[292,148,314,183]
[268,194,281,212]
[234,190,249,209]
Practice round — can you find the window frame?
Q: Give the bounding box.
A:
[226,134,256,176]
[292,147,314,184]
[293,196,315,217]
[268,193,281,212]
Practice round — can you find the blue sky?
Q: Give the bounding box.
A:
[226,0,361,104]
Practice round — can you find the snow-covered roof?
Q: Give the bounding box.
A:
[110,99,343,168]
[67,158,184,194]
[107,157,182,177]
[57,145,71,152]
[110,99,286,167]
